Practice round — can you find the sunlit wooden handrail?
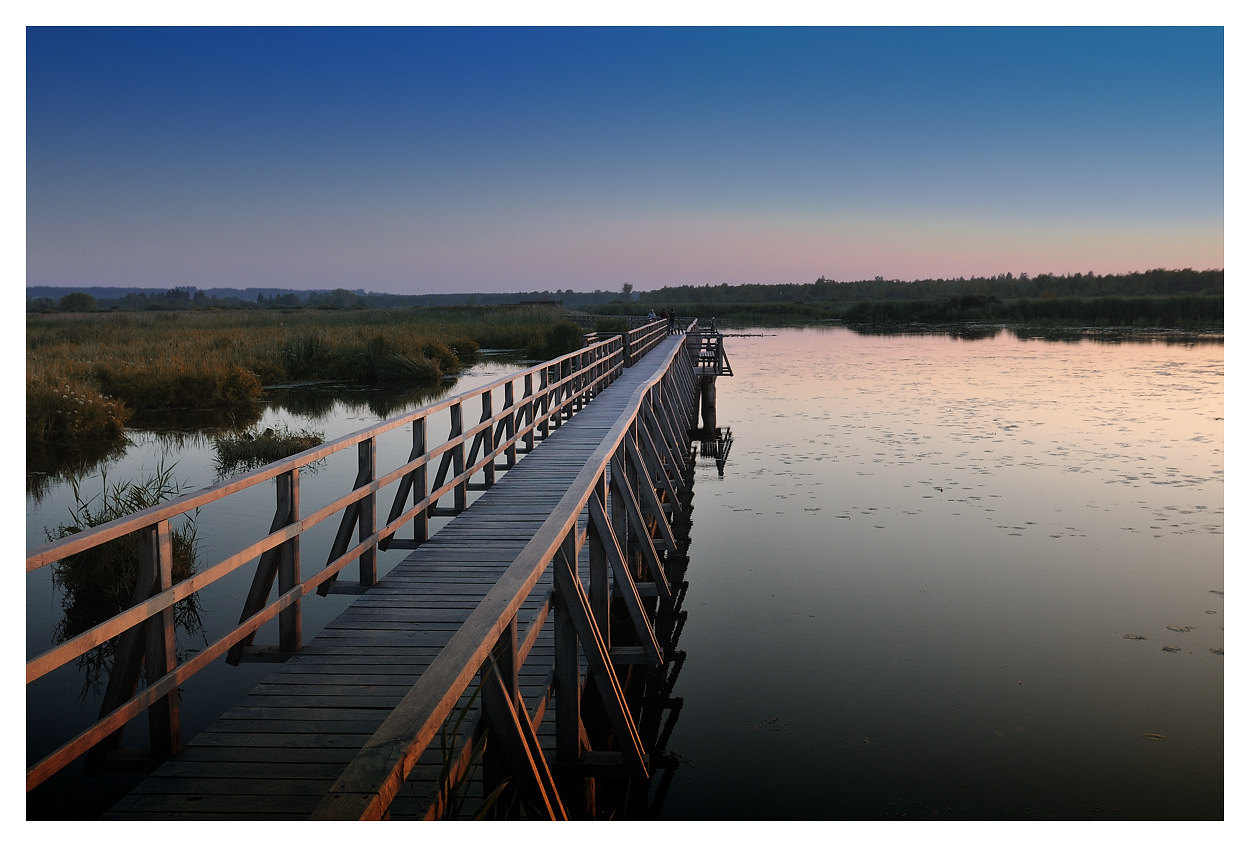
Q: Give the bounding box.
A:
[625,319,669,365]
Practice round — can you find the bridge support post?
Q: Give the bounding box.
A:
[699,375,717,436]
[522,373,535,453]
[278,470,302,652]
[357,439,377,586]
[449,403,467,512]
[555,526,595,817]
[503,382,517,467]
[480,618,519,815]
[412,419,428,543]
[139,520,182,759]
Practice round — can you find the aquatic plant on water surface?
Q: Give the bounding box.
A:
[212,424,326,477]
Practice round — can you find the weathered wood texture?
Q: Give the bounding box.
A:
[103,332,695,820]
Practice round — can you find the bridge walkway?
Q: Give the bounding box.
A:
[104,334,689,820]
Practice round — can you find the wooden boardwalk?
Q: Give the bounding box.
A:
[103,334,692,820]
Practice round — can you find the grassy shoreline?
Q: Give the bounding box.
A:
[27,306,585,450]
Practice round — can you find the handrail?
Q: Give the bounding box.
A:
[312,327,698,819]
[26,330,639,791]
[625,319,669,365]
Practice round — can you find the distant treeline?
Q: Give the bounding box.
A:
[629,268,1222,306]
[27,268,1222,329]
[592,293,1221,329]
[27,285,634,313]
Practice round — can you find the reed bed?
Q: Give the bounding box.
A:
[47,463,203,692]
[26,305,579,448]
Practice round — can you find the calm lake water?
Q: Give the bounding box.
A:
[659,326,1223,820]
[26,327,1223,819]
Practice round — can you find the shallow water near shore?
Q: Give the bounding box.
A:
[658,326,1223,819]
[26,328,1223,819]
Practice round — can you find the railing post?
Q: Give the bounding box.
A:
[625,419,644,580]
[481,389,496,487]
[481,616,520,812]
[610,441,630,583]
[539,370,550,440]
[413,418,428,543]
[138,519,181,759]
[278,469,302,652]
[451,402,466,512]
[553,362,564,429]
[504,380,517,467]
[589,472,610,646]
[358,439,376,586]
[573,352,584,412]
[555,526,590,812]
[523,373,535,452]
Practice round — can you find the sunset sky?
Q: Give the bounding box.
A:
[26,27,1224,294]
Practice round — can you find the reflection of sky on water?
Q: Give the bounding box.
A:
[663,327,1221,820]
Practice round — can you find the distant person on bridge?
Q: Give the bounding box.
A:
[667,309,677,334]
[658,308,668,326]
[647,308,656,321]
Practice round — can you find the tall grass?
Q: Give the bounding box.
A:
[47,463,204,694]
[27,306,576,448]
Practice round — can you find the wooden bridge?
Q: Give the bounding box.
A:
[26,319,730,819]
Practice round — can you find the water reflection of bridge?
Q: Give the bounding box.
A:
[27,319,729,819]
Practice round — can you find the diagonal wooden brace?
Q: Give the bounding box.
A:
[649,398,690,484]
[479,669,567,820]
[379,421,427,551]
[552,545,649,780]
[644,401,688,492]
[316,451,373,597]
[637,421,683,516]
[230,477,298,659]
[625,439,679,556]
[587,498,663,666]
[609,457,672,601]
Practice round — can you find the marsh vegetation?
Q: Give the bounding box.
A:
[212,425,326,477]
[45,464,204,695]
[26,305,586,453]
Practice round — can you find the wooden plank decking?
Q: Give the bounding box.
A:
[103,335,687,820]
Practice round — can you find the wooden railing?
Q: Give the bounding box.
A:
[311,323,700,819]
[564,317,675,367]
[25,332,633,792]
[690,325,732,377]
[624,319,671,366]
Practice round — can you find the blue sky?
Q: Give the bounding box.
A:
[26,27,1224,294]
